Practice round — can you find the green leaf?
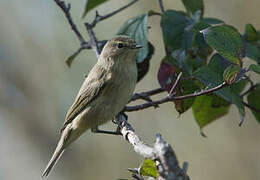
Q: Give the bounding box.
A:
[174,79,200,114]
[182,28,194,50]
[160,10,188,52]
[201,25,245,65]
[194,33,213,59]
[117,14,148,63]
[247,85,260,123]
[140,159,158,178]
[223,65,241,84]
[201,18,224,25]
[193,67,245,122]
[181,0,204,16]
[172,50,193,74]
[243,24,260,42]
[249,64,260,74]
[193,21,211,32]
[208,53,232,75]
[230,79,248,94]
[65,48,82,67]
[246,42,260,64]
[82,0,110,18]
[193,95,230,128]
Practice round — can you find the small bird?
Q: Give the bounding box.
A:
[42,36,141,177]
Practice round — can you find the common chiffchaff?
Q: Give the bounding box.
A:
[42,36,141,177]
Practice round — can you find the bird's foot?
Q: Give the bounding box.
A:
[91,126,121,135]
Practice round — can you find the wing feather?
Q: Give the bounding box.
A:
[60,64,108,133]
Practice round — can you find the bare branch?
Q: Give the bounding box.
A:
[132,174,145,180]
[82,0,139,57]
[148,10,162,16]
[154,134,190,180]
[89,0,139,28]
[125,82,227,112]
[84,22,101,56]
[240,83,258,97]
[130,88,165,102]
[158,0,165,13]
[243,101,260,113]
[54,0,138,62]
[116,114,156,159]
[53,0,87,46]
[116,114,190,180]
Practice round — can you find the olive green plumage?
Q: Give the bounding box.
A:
[42,36,141,177]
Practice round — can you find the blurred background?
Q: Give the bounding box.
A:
[0,0,260,179]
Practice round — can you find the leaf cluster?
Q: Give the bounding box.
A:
[81,0,260,132]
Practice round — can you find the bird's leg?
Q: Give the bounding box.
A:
[91,126,121,135]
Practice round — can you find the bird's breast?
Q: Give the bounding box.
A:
[81,62,137,127]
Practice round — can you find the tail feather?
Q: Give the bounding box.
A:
[42,124,73,178]
[42,143,65,178]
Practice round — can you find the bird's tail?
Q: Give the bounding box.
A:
[42,141,65,178]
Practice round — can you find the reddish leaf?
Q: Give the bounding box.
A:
[157,61,177,92]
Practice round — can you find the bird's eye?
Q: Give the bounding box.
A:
[117,43,124,49]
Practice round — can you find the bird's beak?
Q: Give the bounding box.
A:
[132,44,143,49]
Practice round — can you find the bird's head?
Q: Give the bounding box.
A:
[100,36,142,60]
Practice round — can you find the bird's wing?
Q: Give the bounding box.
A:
[60,65,108,133]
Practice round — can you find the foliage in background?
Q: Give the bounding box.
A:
[81,0,260,131]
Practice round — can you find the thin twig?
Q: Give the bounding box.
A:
[169,72,182,95]
[158,0,165,13]
[84,22,101,56]
[243,101,260,113]
[53,0,87,46]
[130,88,165,102]
[54,0,139,62]
[132,174,145,180]
[148,10,162,17]
[125,82,227,112]
[89,0,138,28]
[240,84,258,97]
[83,0,139,57]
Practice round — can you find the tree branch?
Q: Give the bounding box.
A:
[243,101,260,113]
[84,22,101,56]
[83,0,139,56]
[116,114,190,180]
[53,0,88,47]
[88,0,139,28]
[158,0,165,13]
[54,0,138,62]
[240,83,258,97]
[130,88,165,102]
[125,82,227,112]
